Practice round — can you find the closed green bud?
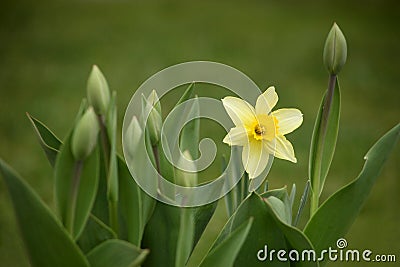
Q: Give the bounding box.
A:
[125,116,142,158]
[71,107,99,160]
[143,91,162,146]
[323,23,347,75]
[176,150,197,187]
[148,89,161,115]
[87,65,110,115]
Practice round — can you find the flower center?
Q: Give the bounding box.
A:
[254,125,266,136]
[251,114,277,141]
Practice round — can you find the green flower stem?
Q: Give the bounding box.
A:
[310,74,337,216]
[98,115,110,170]
[152,145,161,174]
[97,115,119,234]
[66,160,83,235]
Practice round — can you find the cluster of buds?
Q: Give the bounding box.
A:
[71,65,111,161]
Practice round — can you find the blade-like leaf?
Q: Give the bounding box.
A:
[199,218,253,267]
[309,78,341,196]
[91,149,110,225]
[214,193,289,267]
[106,91,119,202]
[105,91,119,234]
[289,183,296,209]
[118,156,143,246]
[225,147,242,217]
[193,201,218,247]
[263,199,318,267]
[141,203,181,267]
[176,82,195,106]
[0,159,89,267]
[26,113,62,166]
[262,186,292,225]
[54,133,100,239]
[294,180,310,227]
[180,95,200,160]
[87,239,149,267]
[214,192,318,266]
[304,123,400,266]
[175,207,195,267]
[77,214,116,254]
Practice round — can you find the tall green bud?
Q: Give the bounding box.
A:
[71,107,100,160]
[125,116,142,158]
[323,23,347,75]
[87,65,110,115]
[144,90,162,146]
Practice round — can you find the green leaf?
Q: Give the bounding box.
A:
[180,95,200,160]
[0,159,89,267]
[124,117,156,228]
[309,78,341,196]
[262,186,292,225]
[87,239,149,267]
[214,192,317,266]
[176,82,195,106]
[199,218,253,267]
[106,91,119,203]
[54,133,100,239]
[175,207,195,267]
[118,156,143,246]
[142,203,181,267]
[293,180,310,227]
[263,199,318,267]
[91,149,110,225]
[77,214,116,254]
[224,147,242,217]
[289,183,296,209]
[215,193,289,267]
[105,91,119,234]
[304,123,400,266]
[26,113,62,166]
[193,201,218,248]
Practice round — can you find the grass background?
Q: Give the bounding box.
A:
[0,0,399,266]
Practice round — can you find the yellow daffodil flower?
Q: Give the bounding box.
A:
[222,86,303,179]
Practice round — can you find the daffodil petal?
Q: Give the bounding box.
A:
[255,86,278,115]
[222,97,256,127]
[242,139,270,179]
[267,135,297,163]
[223,126,249,146]
[272,108,303,135]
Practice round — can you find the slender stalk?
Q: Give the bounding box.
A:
[152,145,161,174]
[108,200,119,234]
[310,74,336,216]
[97,114,119,234]
[98,115,110,173]
[66,160,83,235]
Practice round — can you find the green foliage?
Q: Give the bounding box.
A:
[1,29,399,266]
[87,239,149,267]
[117,156,143,246]
[199,218,253,267]
[215,193,317,267]
[305,123,400,266]
[309,77,340,198]
[0,159,89,267]
[26,113,62,167]
[54,132,100,239]
[77,214,116,254]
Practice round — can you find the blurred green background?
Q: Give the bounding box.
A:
[0,0,399,266]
